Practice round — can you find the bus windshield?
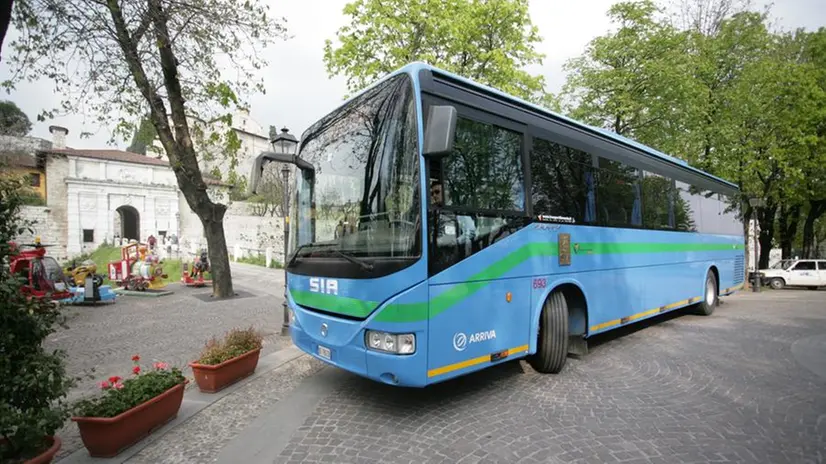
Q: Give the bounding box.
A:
[289,73,421,264]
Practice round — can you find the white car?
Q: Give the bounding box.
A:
[757,259,826,290]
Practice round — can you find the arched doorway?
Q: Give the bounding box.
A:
[116,205,140,241]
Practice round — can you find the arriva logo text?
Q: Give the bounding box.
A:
[309,277,338,295]
[452,330,496,351]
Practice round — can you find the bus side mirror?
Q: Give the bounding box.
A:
[248,151,314,195]
[423,105,457,158]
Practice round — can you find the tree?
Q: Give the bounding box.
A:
[126,116,156,155]
[323,0,549,103]
[562,1,704,157]
[3,0,287,297]
[0,100,31,135]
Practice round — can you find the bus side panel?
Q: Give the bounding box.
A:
[425,276,532,384]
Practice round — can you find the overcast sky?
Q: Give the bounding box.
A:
[1,0,823,151]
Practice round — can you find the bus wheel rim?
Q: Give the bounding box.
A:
[706,276,715,305]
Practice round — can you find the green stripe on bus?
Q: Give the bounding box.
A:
[296,241,745,323]
[291,290,378,318]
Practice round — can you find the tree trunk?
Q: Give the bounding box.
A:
[757,204,777,269]
[802,200,826,258]
[0,0,13,63]
[202,216,234,298]
[777,202,801,259]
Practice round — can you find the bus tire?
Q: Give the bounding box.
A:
[694,270,718,316]
[528,290,569,374]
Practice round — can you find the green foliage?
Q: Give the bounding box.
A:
[563,0,704,155]
[4,0,286,150]
[562,1,826,263]
[0,176,74,462]
[196,327,263,366]
[73,356,185,418]
[323,0,549,102]
[0,100,32,136]
[126,117,157,155]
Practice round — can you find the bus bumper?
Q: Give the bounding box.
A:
[287,294,428,388]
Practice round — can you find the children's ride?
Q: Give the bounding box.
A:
[64,259,105,288]
[181,249,212,287]
[108,241,168,291]
[8,238,72,302]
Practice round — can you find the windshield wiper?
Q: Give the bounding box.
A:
[287,243,333,268]
[328,248,374,271]
[287,243,373,272]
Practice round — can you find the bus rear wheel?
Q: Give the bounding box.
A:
[528,290,569,374]
[693,270,718,316]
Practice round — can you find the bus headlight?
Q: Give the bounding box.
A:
[365,330,415,355]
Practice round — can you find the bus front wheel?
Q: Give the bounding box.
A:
[528,290,569,374]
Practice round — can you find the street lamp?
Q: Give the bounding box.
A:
[749,197,765,292]
[271,127,299,335]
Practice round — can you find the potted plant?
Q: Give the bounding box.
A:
[71,356,186,458]
[1,176,75,464]
[189,326,263,393]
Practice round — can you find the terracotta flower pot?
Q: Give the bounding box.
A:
[71,381,186,458]
[0,436,62,464]
[189,348,261,393]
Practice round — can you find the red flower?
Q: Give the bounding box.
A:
[113,382,125,390]
[108,376,121,384]
[132,354,140,362]
[132,365,141,375]
[99,380,110,389]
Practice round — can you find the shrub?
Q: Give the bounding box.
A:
[72,355,185,418]
[196,326,263,365]
[0,176,75,463]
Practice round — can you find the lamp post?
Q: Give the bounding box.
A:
[749,197,765,292]
[271,127,298,335]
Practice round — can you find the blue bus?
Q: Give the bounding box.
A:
[250,62,745,387]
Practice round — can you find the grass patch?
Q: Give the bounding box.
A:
[234,253,283,269]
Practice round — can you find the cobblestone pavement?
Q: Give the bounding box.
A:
[268,289,825,464]
[48,262,289,461]
[55,287,826,464]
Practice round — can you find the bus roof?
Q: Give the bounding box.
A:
[398,61,739,191]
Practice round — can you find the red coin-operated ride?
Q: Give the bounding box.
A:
[181,249,212,287]
[7,237,72,301]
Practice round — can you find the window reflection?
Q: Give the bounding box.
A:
[531,138,595,223]
[595,157,641,227]
[442,117,524,211]
[291,74,420,259]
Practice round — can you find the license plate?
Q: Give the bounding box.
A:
[317,345,331,360]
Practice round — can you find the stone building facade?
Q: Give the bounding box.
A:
[4,116,288,262]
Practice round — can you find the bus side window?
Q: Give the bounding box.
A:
[531,137,594,223]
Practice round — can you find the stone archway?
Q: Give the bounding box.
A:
[116,205,140,241]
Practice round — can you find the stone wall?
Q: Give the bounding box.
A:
[45,156,70,257]
[176,198,286,262]
[0,135,51,155]
[16,205,69,261]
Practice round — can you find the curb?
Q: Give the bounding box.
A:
[57,346,307,464]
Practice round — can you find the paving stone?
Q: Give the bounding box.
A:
[271,290,826,463]
[50,262,290,461]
